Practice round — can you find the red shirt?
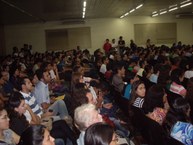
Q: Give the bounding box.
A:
[103,42,112,53]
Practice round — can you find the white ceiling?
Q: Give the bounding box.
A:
[0,0,193,25]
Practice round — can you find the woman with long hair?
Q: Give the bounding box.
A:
[163,98,192,145]
[130,80,146,108]
[84,122,117,145]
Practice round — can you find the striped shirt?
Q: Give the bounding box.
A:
[20,91,43,118]
[170,82,186,97]
[133,97,144,108]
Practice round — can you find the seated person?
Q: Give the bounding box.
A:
[74,104,103,145]
[84,122,116,145]
[18,125,55,145]
[112,63,125,93]
[0,98,20,145]
[123,71,139,100]
[34,69,69,120]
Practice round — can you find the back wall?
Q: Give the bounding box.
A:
[4,15,193,54]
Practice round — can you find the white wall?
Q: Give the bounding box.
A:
[4,16,193,54]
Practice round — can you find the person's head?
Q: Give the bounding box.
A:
[164,98,191,130]
[130,80,146,104]
[172,98,191,120]
[170,68,185,84]
[71,72,83,89]
[9,65,20,77]
[114,63,125,77]
[131,80,146,97]
[36,69,51,84]
[85,122,117,145]
[106,39,109,43]
[19,125,55,145]
[31,73,39,85]
[143,84,165,113]
[124,71,139,84]
[73,65,84,74]
[74,104,102,131]
[9,92,27,116]
[0,73,5,86]
[1,70,9,82]
[102,56,109,64]
[0,99,10,131]
[18,77,34,92]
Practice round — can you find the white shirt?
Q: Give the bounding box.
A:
[184,70,193,79]
[100,64,107,74]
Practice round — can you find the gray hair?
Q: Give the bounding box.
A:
[74,103,97,131]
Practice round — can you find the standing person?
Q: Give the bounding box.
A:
[146,39,151,48]
[103,39,112,56]
[130,39,137,51]
[118,36,125,55]
[111,39,118,52]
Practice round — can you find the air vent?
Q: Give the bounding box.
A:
[176,13,193,19]
[61,19,85,25]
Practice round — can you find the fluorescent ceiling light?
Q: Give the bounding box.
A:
[120,15,124,18]
[136,4,143,9]
[152,13,158,17]
[160,11,167,15]
[160,8,167,12]
[152,11,157,14]
[169,7,178,11]
[83,1,86,7]
[130,9,135,13]
[180,2,192,7]
[180,0,191,4]
[83,7,86,12]
[169,4,178,8]
[124,12,129,16]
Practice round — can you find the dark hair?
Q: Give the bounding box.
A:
[163,98,190,135]
[186,77,193,103]
[17,77,29,91]
[8,91,29,130]
[0,97,4,112]
[143,84,165,113]
[35,69,47,80]
[102,56,107,63]
[124,71,136,83]
[71,88,90,116]
[84,122,114,145]
[113,62,124,74]
[170,68,184,84]
[9,91,24,109]
[19,125,46,145]
[130,80,145,105]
